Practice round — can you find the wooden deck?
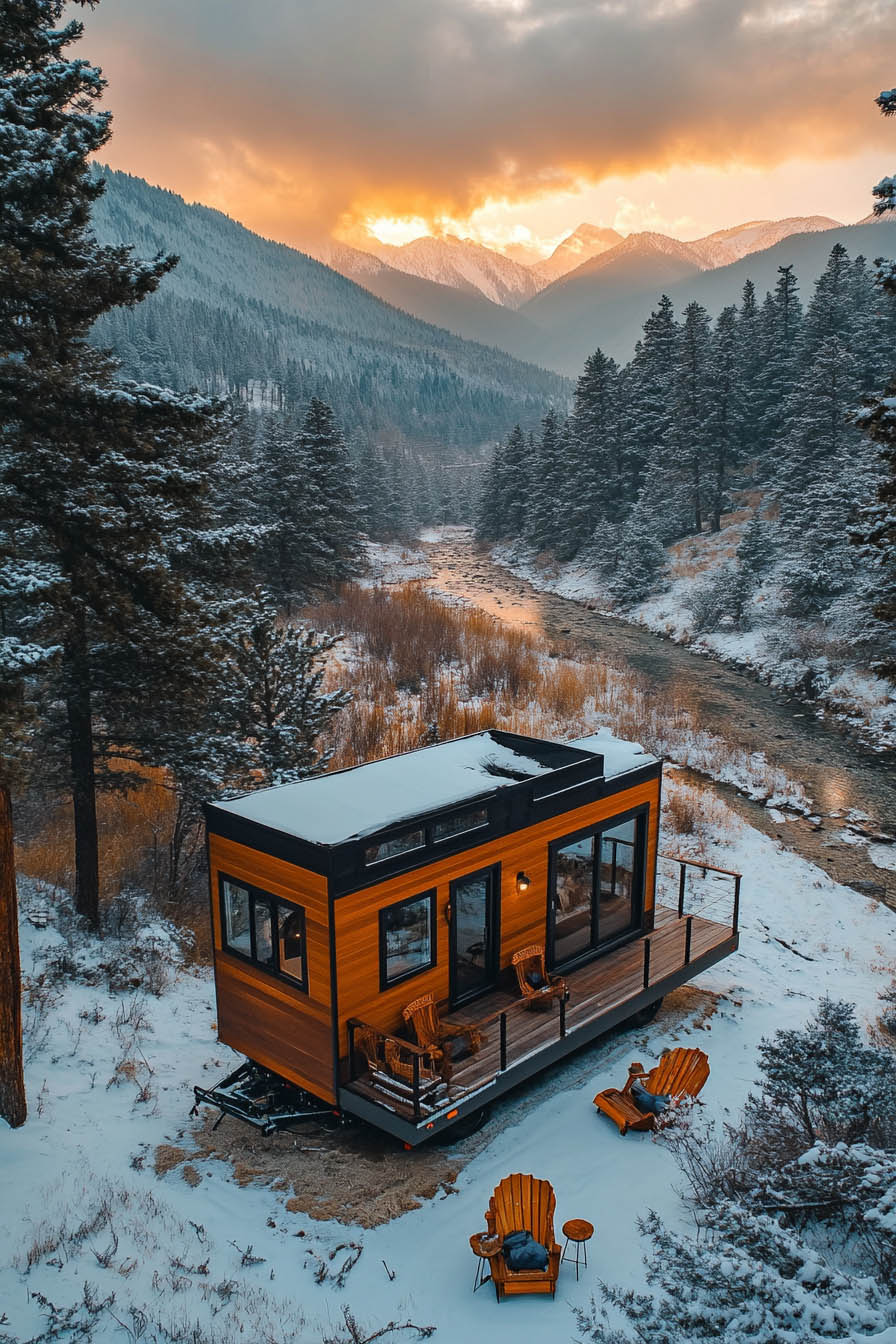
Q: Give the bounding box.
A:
[342,902,736,1138]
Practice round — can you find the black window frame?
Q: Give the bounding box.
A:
[378,888,437,992]
[546,804,648,972]
[431,806,490,845]
[448,863,501,1008]
[219,873,308,992]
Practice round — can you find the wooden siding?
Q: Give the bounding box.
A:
[207,834,335,1103]
[333,777,660,1056]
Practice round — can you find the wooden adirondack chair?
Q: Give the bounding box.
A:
[402,992,484,1060]
[484,1173,562,1300]
[511,944,568,1010]
[593,1046,710,1135]
[383,1037,448,1092]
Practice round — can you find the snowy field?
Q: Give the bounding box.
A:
[3,790,894,1343]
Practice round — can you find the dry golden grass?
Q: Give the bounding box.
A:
[16,762,177,902]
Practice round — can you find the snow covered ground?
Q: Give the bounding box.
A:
[3,790,894,1342]
[491,537,896,754]
[362,541,432,586]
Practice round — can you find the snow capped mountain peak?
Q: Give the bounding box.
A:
[358,231,541,308]
[530,222,624,284]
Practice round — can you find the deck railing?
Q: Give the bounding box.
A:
[347,854,742,1122]
[657,852,742,933]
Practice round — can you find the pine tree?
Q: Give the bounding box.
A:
[564,349,622,554]
[758,264,803,458]
[529,408,563,550]
[706,305,738,532]
[852,81,896,674]
[297,398,364,588]
[734,279,765,463]
[676,301,714,534]
[737,511,776,576]
[155,592,350,899]
[622,296,679,505]
[0,1,229,925]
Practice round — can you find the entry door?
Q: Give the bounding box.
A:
[449,867,499,1007]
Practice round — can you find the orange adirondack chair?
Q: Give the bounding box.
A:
[484,1173,562,1300]
[402,992,483,1060]
[511,945,568,1010]
[593,1046,710,1135]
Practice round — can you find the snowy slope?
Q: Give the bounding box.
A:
[690,214,842,266]
[529,223,624,284]
[3,797,894,1341]
[364,234,542,308]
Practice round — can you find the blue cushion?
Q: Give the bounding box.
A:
[630,1079,669,1115]
[503,1230,548,1271]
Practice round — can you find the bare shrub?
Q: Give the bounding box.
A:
[664,789,698,836]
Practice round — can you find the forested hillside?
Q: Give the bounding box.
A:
[521,218,896,370]
[479,241,896,710]
[89,169,570,474]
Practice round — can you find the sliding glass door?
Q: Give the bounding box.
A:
[549,812,644,969]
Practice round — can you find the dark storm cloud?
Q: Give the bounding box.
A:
[85,0,894,240]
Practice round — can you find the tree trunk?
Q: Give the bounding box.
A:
[0,784,26,1128]
[65,606,100,928]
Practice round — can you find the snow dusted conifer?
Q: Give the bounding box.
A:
[296,398,364,589]
[0,0,232,925]
[753,997,894,1145]
[758,264,803,455]
[851,80,896,676]
[564,349,622,554]
[217,590,350,787]
[529,408,563,550]
[675,301,714,535]
[706,304,738,532]
[737,511,776,576]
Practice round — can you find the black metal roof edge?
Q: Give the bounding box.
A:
[203,802,333,876]
[205,728,606,857]
[204,756,661,885]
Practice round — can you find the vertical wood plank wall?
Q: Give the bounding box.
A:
[207,834,336,1103]
[332,777,660,1058]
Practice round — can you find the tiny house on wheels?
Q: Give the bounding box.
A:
[200,729,740,1146]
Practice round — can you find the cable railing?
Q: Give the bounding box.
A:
[347,857,742,1123]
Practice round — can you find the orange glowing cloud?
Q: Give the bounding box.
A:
[83,0,894,250]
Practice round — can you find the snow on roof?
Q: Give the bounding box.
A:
[214,731,595,846]
[571,730,659,778]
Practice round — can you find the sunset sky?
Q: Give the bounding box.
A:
[83,0,894,258]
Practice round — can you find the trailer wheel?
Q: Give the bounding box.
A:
[628,996,663,1027]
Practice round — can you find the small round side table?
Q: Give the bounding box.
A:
[469,1231,504,1293]
[561,1218,594,1280]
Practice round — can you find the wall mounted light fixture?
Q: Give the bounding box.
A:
[517,872,531,892]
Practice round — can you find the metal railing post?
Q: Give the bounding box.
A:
[559,996,567,1039]
[499,1013,507,1072]
[677,863,686,918]
[684,916,692,966]
[732,875,741,932]
[643,938,651,989]
[412,1052,421,1121]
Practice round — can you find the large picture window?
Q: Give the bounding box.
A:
[220,876,307,990]
[379,890,436,990]
[550,810,646,968]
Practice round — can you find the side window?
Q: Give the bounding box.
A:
[278,902,307,985]
[219,875,307,990]
[379,890,436,989]
[222,880,252,955]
